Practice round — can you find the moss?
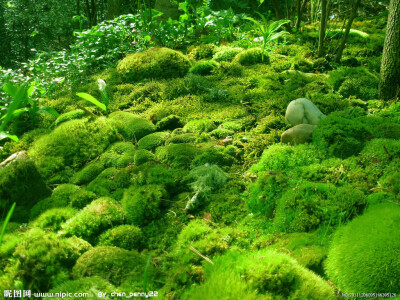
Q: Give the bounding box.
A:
[54,110,86,127]
[378,159,400,198]
[98,225,144,250]
[100,141,136,168]
[235,48,268,66]
[251,144,325,173]
[73,246,143,286]
[28,117,119,179]
[189,44,216,60]
[134,149,155,165]
[155,114,183,131]
[32,207,77,232]
[155,144,200,169]
[325,203,400,294]
[312,57,332,72]
[273,182,366,233]
[0,151,51,222]
[61,197,125,243]
[69,189,97,209]
[338,75,378,100]
[312,115,371,158]
[137,132,169,151]
[189,60,219,76]
[167,133,196,144]
[252,114,288,134]
[213,46,243,62]
[116,47,191,81]
[49,276,115,299]
[109,111,155,141]
[191,148,235,168]
[52,184,80,204]
[183,249,335,300]
[70,160,105,185]
[209,128,234,139]
[212,61,244,77]
[122,184,168,226]
[183,119,216,133]
[4,228,83,291]
[86,167,131,199]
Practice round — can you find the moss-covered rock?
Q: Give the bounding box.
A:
[70,160,105,185]
[72,246,143,286]
[0,151,51,222]
[191,148,235,168]
[122,184,168,226]
[189,60,219,76]
[54,110,86,127]
[32,207,77,232]
[325,203,400,294]
[156,143,200,169]
[109,111,156,141]
[69,189,97,209]
[183,119,216,133]
[156,114,184,131]
[98,225,143,250]
[28,118,119,179]
[86,167,131,199]
[134,149,155,166]
[137,132,169,151]
[116,47,191,82]
[213,46,243,62]
[61,197,125,243]
[189,44,216,60]
[235,47,268,66]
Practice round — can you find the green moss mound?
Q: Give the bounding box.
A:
[98,225,143,250]
[137,132,169,151]
[312,115,371,158]
[134,149,155,165]
[325,203,400,294]
[183,249,335,300]
[213,46,243,62]
[116,47,191,81]
[189,44,216,59]
[61,197,125,243]
[189,60,219,76]
[235,47,268,66]
[191,148,235,168]
[49,276,115,299]
[72,246,143,286]
[183,119,216,133]
[86,167,131,199]
[156,143,200,169]
[54,110,85,127]
[122,184,168,226]
[273,182,366,233]
[32,207,77,232]
[109,111,156,141]
[70,160,105,185]
[156,114,183,131]
[28,117,119,179]
[69,189,97,209]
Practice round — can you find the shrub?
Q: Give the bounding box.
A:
[28,118,119,178]
[49,276,115,299]
[213,46,243,62]
[183,249,335,299]
[137,132,169,151]
[73,246,143,286]
[156,114,183,131]
[134,149,155,166]
[109,111,155,141]
[116,47,191,81]
[54,110,86,127]
[122,185,168,226]
[98,225,143,250]
[32,207,77,232]
[189,61,219,76]
[61,197,125,243]
[235,48,268,66]
[183,119,216,133]
[156,144,200,169]
[4,229,84,291]
[325,203,400,294]
[251,144,325,173]
[312,115,371,158]
[273,182,366,233]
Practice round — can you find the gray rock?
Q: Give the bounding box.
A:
[0,151,51,222]
[285,98,326,126]
[281,124,317,145]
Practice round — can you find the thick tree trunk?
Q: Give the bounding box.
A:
[380,0,400,100]
[317,0,327,57]
[334,0,361,63]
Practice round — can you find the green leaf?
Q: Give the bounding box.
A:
[0,203,16,247]
[0,107,29,121]
[0,132,18,142]
[0,83,28,131]
[36,106,60,118]
[2,83,18,98]
[76,93,106,111]
[151,9,163,18]
[269,31,289,42]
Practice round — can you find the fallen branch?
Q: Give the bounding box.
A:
[189,246,214,265]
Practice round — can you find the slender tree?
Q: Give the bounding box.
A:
[379,0,400,100]
[334,0,361,63]
[295,0,309,31]
[317,0,328,57]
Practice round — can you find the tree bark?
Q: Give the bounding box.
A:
[295,0,308,31]
[317,0,327,57]
[379,0,400,100]
[334,0,361,63]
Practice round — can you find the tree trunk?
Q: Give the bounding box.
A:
[317,0,327,57]
[334,0,361,63]
[106,0,121,19]
[295,0,308,31]
[379,0,400,100]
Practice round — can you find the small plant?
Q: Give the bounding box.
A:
[245,12,290,61]
[0,203,16,247]
[76,79,109,114]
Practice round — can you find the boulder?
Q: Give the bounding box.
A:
[285,98,326,126]
[281,124,317,145]
[0,151,51,221]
